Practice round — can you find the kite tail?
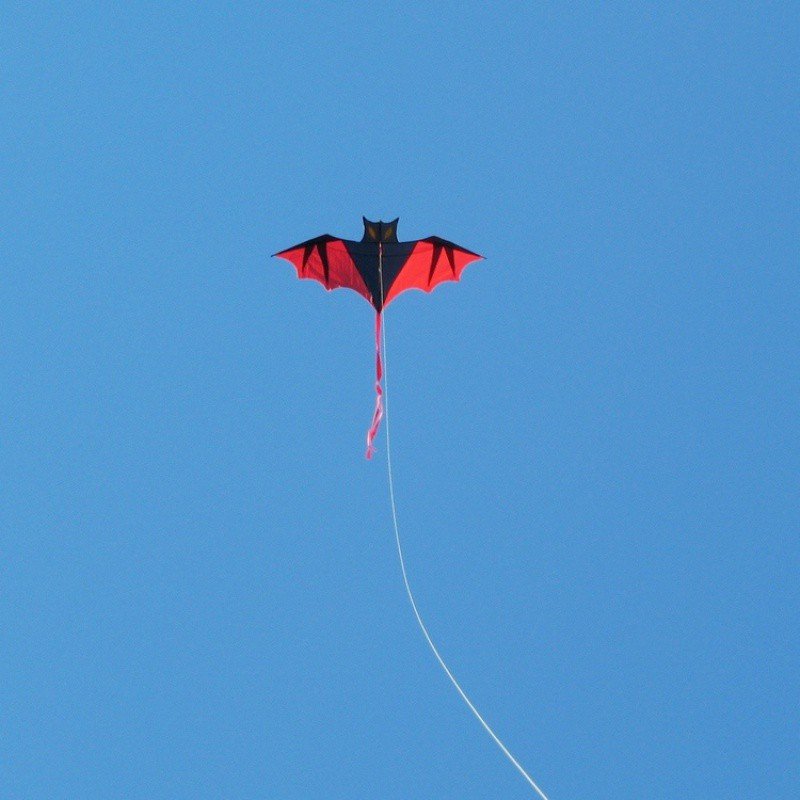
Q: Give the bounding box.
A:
[365,311,384,459]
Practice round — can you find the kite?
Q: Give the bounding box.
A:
[274,217,482,458]
[273,218,551,799]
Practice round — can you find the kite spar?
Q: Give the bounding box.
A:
[274,218,551,799]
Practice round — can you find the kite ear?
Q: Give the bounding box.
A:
[382,217,400,242]
[362,217,380,242]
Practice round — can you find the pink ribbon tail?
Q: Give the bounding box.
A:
[366,312,384,459]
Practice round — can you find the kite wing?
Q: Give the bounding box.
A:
[382,236,483,308]
[273,234,373,306]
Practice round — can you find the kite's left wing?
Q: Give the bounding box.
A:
[274,234,373,305]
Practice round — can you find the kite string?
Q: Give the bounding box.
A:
[377,249,551,800]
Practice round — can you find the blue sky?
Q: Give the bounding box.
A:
[3,3,798,798]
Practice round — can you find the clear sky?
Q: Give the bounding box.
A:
[3,3,798,799]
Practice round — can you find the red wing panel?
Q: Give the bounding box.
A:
[384,239,483,308]
[275,238,372,305]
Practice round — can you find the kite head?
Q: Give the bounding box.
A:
[362,217,399,243]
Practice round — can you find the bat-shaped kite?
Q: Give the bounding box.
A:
[274,217,483,457]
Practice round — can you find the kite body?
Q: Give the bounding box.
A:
[275,217,482,312]
[275,218,482,457]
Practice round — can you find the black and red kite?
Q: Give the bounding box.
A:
[274,218,483,457]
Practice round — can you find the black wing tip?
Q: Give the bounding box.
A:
[422,236,484,259]
[273,234,336,257]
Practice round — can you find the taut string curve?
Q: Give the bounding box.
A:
[376,244,551,800]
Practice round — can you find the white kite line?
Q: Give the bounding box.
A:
[377,251,551,800]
